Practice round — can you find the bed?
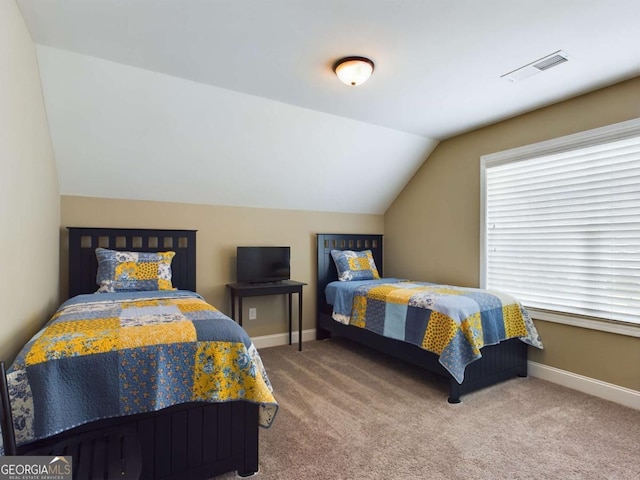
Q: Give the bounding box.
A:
[316,233,543,403]
[4,227,277,479]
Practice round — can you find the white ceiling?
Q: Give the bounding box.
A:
[16,0,640,213]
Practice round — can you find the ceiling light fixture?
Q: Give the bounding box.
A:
[333,56,375,86]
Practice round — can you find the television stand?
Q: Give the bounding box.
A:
[226,280,307,351]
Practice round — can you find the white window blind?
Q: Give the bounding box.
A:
[481,120,640,326]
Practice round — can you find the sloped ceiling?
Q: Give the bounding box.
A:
[17,0,640,214]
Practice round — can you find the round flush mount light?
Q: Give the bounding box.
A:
[333,56,375,86]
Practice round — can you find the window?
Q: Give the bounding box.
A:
[481,118,640,336]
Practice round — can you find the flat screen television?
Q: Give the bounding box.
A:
[236,246,291,284]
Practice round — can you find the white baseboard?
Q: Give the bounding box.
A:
[528,361,640,410]
[251,329,317,349]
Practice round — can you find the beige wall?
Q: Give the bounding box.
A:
[61,196,383,337]
[385,76,640,391]
[0,0,60,362]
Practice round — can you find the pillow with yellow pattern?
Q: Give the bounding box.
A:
[330,249,380,281]
[95,248,176,293]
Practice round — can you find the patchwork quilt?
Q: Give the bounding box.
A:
[4,290,278,449]
[327,279,543,383]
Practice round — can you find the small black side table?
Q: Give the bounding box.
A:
[226,280,307,351]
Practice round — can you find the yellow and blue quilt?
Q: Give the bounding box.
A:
[326,279,543,383]
[5,290,277,448]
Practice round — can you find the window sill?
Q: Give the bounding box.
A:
[528,308,640,338]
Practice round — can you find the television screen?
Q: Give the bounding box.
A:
[237,246,290,284]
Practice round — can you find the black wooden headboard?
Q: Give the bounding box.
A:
[67,227,197,298]
[316,233,383,310]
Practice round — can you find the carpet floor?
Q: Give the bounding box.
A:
[216,338,640,479]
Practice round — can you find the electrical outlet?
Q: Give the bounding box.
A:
[249,308,257,320]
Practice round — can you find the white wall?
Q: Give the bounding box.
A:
[0,0,60,361]
[36,46,437,215]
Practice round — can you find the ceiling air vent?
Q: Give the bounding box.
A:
[501,50,570,82]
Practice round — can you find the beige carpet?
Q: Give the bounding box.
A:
[217,338,640,479]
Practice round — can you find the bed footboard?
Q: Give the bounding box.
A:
[446,338,527,403]
[18,402,259,480]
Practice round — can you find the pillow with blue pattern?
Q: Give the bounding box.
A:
[330,249,380,281]
[95,248,176,293]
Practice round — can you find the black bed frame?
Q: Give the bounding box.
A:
[67,227,197,298]
[17,228,260,479]
[316,233,528,403]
